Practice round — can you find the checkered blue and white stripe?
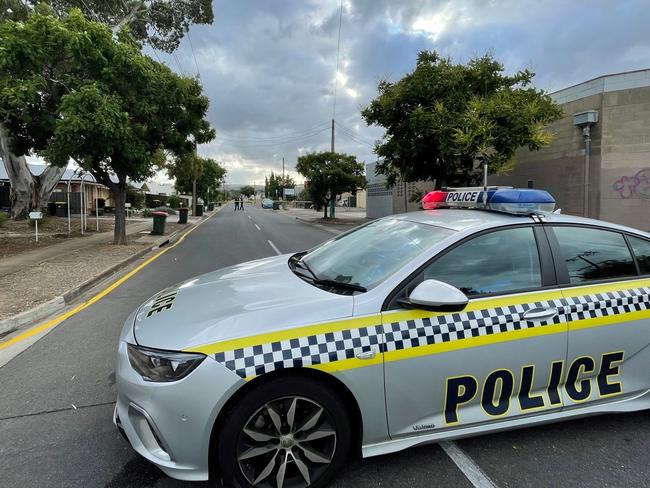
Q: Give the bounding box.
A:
[214,286,650,379]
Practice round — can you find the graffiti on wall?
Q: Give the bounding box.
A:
[613,169,650,199]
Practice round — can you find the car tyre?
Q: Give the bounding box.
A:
[217,376,352,488]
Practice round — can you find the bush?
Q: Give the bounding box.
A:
[143,207,177,217]
[153,206,177,215]
[167,195,182,209]
[0,212,8,227]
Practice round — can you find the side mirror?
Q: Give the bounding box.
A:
[399,279,469,312]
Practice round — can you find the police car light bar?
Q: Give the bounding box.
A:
[421,188,555,215]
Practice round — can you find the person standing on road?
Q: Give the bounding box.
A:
[234,198,239,211]
[240,196,245,211]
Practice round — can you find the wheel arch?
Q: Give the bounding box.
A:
[208,367,364,479]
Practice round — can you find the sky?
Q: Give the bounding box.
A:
[146,0,650,186]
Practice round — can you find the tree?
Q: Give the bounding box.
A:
[1,0,213,52]
[0,0,213,219]
[168,154,226,206]
[362,51,563,187]
[239,185,255,198]
[296,152,366,219]
[267,172,295,200]
[0,10,214,243]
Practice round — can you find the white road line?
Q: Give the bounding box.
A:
[267,240,281,255]
[440,441,498,488]
[254,224,261,231]
[248,215,252,219]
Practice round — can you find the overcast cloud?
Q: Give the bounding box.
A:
[151,0,650,186]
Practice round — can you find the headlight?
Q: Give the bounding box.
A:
[127,344,206,382]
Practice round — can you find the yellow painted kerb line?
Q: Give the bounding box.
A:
[0,208,223,351]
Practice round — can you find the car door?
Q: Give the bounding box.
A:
[382,224,567,438]
[547,225,650,409]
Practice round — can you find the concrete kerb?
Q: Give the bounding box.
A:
[0,211,214,336]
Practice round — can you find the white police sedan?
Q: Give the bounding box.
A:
[115,187,650,487]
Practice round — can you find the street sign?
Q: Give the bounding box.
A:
[29,211,43,242]
[283,188,295,197]
[125,203,132,208]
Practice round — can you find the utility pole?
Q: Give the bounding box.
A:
[331,119,335,152]
[192,177,197,216]
[282,157,285,200]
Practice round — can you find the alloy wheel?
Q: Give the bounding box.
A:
[236,396,337,488]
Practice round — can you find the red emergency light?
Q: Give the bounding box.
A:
[421,190,449,209]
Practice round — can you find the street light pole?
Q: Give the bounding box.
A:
[573,110,599,218]
[67,178,71,237]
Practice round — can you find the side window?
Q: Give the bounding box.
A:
[628,236,650,275]
[553,227,636,284]
[422,227,542,297]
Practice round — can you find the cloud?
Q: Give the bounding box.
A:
[150,0,650,185]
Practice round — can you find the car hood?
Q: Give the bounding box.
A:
[133,254,354,351]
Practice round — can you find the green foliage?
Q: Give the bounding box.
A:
[0,10,215,243]
[167,195,183,208]
[0,212,8,227]
[362,51,563,186]
[167,153,226,200]
[126,184,145,209]
[296,152,366,217]
[239,185,255,198]
[266,172,295,199]
[1,0,214,53]
[409,189,425,204]
[141,208,152,217]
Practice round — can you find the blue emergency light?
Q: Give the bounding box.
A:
[422,187,555,215]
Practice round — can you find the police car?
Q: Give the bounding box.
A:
[115,187,650,488]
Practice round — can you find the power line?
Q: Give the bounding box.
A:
[335,121,376,144]
[217,127,331,148]
[332,0,343,120]
[336,129,375,149]
[187,30,201,79]
[216,123,330,142]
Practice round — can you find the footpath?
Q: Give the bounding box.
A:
[0,213,207,335]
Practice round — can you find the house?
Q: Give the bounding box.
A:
[0,163,111,215]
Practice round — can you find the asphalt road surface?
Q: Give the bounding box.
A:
[2,204,650,488]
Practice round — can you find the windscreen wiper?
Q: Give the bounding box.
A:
[289,253,367,293]
[311,278,367,293]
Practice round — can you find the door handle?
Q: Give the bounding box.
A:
[356,350,376,360]
[523,307,558,321]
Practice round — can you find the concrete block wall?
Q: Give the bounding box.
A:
[491,93,603,218]
[599,87,650,229]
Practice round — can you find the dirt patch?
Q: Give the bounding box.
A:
[0,216,126,259]
[0,242,148,320]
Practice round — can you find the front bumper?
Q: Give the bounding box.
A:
[114,340,243,481]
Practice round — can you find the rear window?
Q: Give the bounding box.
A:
[628,236,650,275]
[553,227,636,284]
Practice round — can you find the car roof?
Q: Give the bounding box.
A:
[390,208,650,237]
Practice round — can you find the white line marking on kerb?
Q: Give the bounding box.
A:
[255,224,261,231]
[268,240,281,255]
[440,441,498,488]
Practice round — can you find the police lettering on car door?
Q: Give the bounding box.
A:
[444,351,625,425]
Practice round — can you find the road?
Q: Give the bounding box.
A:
[2,205,650,488]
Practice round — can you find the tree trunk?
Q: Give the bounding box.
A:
[323,199,328,219]
[112,183,128,245]
[1,125,65,220]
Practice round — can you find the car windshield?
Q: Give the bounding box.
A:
[300,219,453,290]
